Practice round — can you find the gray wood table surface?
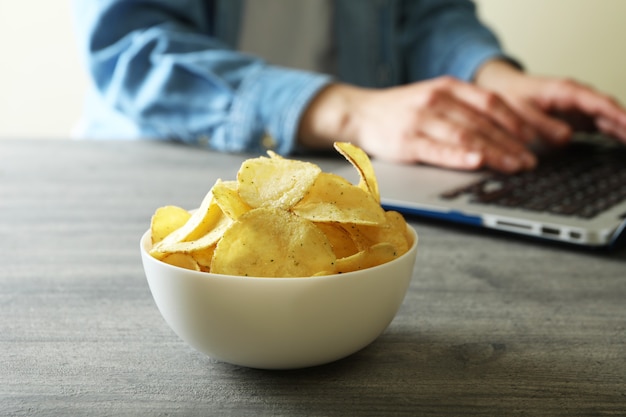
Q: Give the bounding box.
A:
[1,139,625,416]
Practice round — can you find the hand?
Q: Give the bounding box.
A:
[298,77,538,173]
[474,60,626,145]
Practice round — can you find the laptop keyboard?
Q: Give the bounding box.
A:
[440,139,626,219]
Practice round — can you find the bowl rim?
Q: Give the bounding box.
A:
[140,224,418,282]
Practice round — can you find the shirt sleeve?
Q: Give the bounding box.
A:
[72,0,332,155]
[402,0,521,82]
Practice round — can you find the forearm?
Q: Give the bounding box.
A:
[297,75,539,172]
[74,0,332,155]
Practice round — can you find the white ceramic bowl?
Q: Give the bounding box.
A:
[140,226,418,369]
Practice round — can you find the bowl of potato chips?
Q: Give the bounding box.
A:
[140,143,418,369]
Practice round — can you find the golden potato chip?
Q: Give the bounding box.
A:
[153,184,221,252]
[344,211,410,255]
[334,142,380,203]
[151,211,233,257]
[237,155,321,209]
[339,223,374,251]
[291,172,385,225]
[212,179,251,220]
[191,245,217,272]
[182,192,223,242]
[148,142,412,277]
[150,205,191,245]
[211,207,336,277]
[335,242,398,273]
[314,222,359,259]
[266,150,282,159]
[161,253,201,271]
[378,211,411,254]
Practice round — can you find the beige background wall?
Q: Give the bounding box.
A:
[0,2,88,138]
[475,0,626,105]
[1,1,625,138]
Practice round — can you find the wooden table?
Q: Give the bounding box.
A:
[1,139,624,416]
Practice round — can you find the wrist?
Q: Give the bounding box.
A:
[297,83,365,149]
[474,59,524,92]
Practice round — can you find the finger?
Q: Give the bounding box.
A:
[409,135,530,174]
[544,79,626,122]
[417,115,530,172]
[406,135,485,171]
[540,79,626,136]
[596,116,626,143]
[434,77,537,143]
[413,98,536,171]
[442,106,537,168]
[508,100,572,145]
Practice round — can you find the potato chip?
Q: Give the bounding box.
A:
[191,245,217,272]
[312,270,333,277]
[343,211,410,255]
[148,142,413,277]
[314,222,359,258]
[182,193,223,242]
[237,155,321,209]
[161,253,201,271]
[151,211,233,257]
[212,179,251,220]
[334,142,380,203]
[150,205,191,245]
[153,184,221,251]
[334,242,398,273]
[266,150,282,159]
[339,223,374,251]
[211,207,336,277]
[291,172,385,225]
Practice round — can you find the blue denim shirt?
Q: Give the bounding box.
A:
[73,0,512,155]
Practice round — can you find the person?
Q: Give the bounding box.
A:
[72,0,626,174]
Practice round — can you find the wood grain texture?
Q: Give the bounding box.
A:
[1,140,625,416]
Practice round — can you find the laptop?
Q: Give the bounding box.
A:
[339,134,626,249]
